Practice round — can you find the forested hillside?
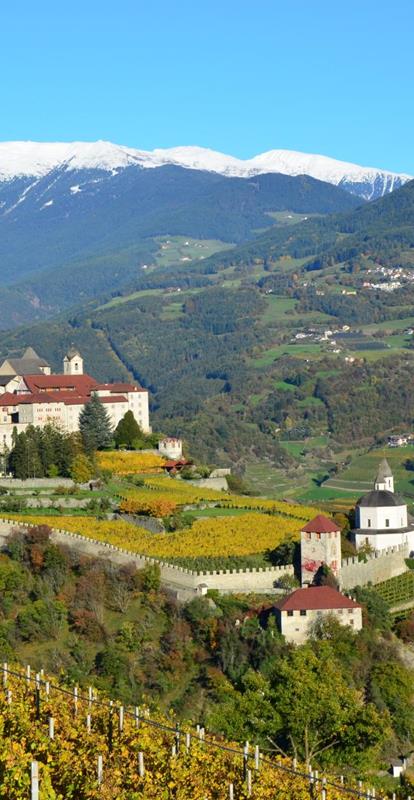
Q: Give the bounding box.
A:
[1,181,414,475]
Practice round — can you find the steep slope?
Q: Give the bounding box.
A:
[0,165,361,327]
[203,177,414,270]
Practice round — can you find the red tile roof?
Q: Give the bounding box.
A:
[98,395,128,404]
[275,586,361,612]
[0,393,19,406]
[23,374,96,393]
[94,383,146,393]
[301,514,340,534]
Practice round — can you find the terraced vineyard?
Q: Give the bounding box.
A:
[374,570,414,608]
[0,663,394,799]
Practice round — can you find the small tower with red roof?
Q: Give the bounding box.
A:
[300,514,341,587]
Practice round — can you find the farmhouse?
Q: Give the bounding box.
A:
[352,459,414,554]
[0,347,150,449]
[274,586,362,645]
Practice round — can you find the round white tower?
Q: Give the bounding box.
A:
[63,347,84,375]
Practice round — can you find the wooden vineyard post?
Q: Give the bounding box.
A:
[2,662,7,688]
[48,717,55,740]
[86,713,91,733]
[175,722,180,754]
[185,732,191,753]
[254,744,260,771]
[97,755,103,785]
[243,742,249,779]
[246,768,252,797]
[138,751,145,777]
[31,761,39,800]
[73,686,78,717]
[229,783,234,800]
[134,706,139,729]
[108,706,113,753]
[26,664,31,687]
[118,705,124,733]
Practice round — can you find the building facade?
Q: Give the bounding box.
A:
[353,459,414,554]
[0,348,150,450]
[274,586,362,645]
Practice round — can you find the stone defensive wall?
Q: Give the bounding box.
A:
[341,543,409,589]
[0,519,293,598]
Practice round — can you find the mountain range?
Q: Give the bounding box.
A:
[0,140,383,327]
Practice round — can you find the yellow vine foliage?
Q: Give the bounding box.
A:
[96,451,166,474]
[0,665,385,799]
[6,512,300,558]
[125,477,322,521]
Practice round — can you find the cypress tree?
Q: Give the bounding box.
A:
[79,394,113,453]
[114,410,142,448]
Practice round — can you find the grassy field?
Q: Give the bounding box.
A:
[155,236,233,267]
[324,446,414,497]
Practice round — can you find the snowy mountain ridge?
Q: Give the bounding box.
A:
[0,140,411,200]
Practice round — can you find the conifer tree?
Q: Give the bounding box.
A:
[114,410,142,448]
[79,394,113,453]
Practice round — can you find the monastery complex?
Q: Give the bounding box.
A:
[0,347,150,449]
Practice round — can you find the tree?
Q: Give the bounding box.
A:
[114,410,143,448]
[70,453,94,483]
[79,394,113,453]
[270,645,389,768]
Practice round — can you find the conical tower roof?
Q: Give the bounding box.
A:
[64,346,81,359]
[375,458,393,484]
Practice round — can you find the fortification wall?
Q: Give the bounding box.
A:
[341,544,409,589]
[0,520,293,596]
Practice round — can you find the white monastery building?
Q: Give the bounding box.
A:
[352,459,414,554]
[0,347,150,449]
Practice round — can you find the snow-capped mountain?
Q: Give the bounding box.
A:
[0,141,410,200]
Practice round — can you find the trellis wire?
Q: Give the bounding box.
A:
[1,663,398,800]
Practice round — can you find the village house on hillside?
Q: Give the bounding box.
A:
[0,347,150,449]
[274,585,362,645]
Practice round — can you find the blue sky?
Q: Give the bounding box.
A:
[1,0,412,173]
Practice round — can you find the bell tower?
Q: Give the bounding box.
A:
[63,347,84,376]
[374,459,394,493]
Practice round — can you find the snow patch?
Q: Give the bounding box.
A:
[40,199,54,209]
[0,140,410,199]
[70,185,81,194]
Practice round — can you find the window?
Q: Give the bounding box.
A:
[316,532,321,540]
[337,609,343,615]
[385,519,390,528]
[300,609,307,617]
[348,609,353,614]
[305,532,311,541]
[367,519,371,528]
[350,619,354,626]
[287,610,294,617]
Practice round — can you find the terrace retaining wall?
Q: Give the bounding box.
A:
[0,519,293,597]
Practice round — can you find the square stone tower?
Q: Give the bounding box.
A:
[300,515,342,587]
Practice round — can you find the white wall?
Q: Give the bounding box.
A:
[354,530,414,555]
[277,606,363,645]
[358,503,407,530]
